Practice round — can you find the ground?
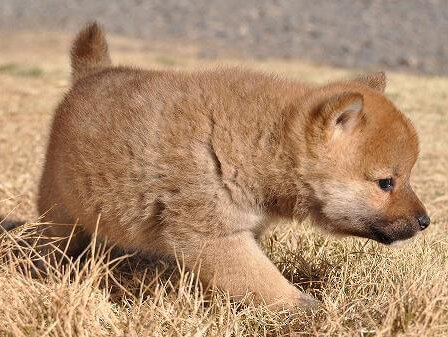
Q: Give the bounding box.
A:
[0,32,447,337]
[2,0,448,75]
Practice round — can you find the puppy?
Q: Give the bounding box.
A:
[37,23,429,310]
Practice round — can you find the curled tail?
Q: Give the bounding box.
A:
[71,22,112,81]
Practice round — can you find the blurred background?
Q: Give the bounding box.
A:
[1,0,447,75]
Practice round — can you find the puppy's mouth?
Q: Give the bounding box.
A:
[368,219,419,245]
[310,204,419,245]
[347,221,418,245]
[368,226,396,245]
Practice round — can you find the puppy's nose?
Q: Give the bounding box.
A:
[417,215,430,230]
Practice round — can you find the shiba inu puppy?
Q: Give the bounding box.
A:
[37,23,430,310]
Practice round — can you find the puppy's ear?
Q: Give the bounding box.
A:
[353,71,386,93]
[321,92,364,136]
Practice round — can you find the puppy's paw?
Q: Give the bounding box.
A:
[296,292,321,312]
[268,287,321,313]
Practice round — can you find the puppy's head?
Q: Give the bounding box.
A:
[300,72,429,244]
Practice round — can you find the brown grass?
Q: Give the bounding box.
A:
[0,31,447,337]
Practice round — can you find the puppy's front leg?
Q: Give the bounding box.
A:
[184,231,318,311]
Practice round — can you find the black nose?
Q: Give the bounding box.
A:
[417,215,430,230]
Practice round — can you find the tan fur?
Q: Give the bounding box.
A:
[37,23,429,310]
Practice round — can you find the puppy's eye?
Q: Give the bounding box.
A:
[378,178,394,192]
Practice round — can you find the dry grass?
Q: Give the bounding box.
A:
[0,31,447,337]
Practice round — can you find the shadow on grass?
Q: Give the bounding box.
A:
[0,215,26,231]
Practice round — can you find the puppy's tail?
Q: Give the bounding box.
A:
[71,22,112,81]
